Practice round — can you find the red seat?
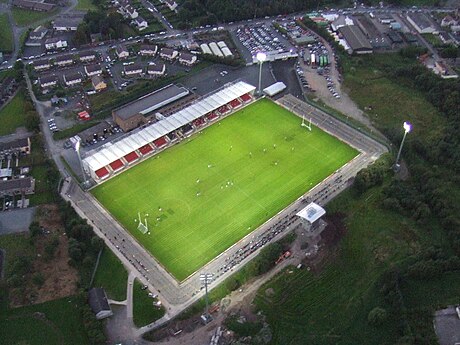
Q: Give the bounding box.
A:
[95,167,109,179]
[154,136,167,148]
[109,159,124,172]
[124,151,139,164]
[139,144,154,155]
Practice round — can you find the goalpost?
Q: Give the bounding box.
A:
[137,212,149,234]
[301,115,312,131]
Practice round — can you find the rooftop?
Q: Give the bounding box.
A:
[296,202,326,223]
[88,288,111,314]
[407,12,434,31]
[113,84,189,120]
[0,177,33,193]
[339,25,373,52]
[0,137,29,152]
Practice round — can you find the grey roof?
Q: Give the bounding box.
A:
[30,26,47,39]
[179,52,195,61]
[147,62,165,72]
[339,25,373,52]
[88,288,111,314]
[40,75,58,84]
[0,177,33,193]
[407,12,433,31]
[80,50,96,58]
[53,17,81,28]
[56,54,74,62]
[140,44,157,52]
[64,72,81,81]
[45,37,65,44]
[160,47,176,56]
[0,137,29,152]
[113,84,189,120]
[34,59,50,67]
[85,63,102,73]
[125,63,143,73]
[116,45,128,55]
[91,75,105,85]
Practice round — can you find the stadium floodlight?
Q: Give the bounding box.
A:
[73,137,88,188]
[394,121,412,172]
[256,52,267,96]
[200,273,213,321]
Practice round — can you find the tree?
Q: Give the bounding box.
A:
[368,307,387,326]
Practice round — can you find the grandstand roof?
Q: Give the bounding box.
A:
[83,81,256,173]
[113,84,189,120]
[296,202,325,224]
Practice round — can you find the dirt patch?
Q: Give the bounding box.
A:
[9,204,78,308]
[265,288,274,297]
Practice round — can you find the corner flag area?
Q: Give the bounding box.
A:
[92,99,358,281]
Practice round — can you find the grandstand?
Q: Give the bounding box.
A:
[83,81,256,182]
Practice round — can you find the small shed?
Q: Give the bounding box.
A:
[88,288,113,320]
[296,202,326,230]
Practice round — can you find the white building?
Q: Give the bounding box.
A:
[116,45,129,59]
[134,16,148,30]
[44,38,68,50]
[139,45,157,56]
[63,72,82,87]
[178,52,197,66]
[159,47,178,60]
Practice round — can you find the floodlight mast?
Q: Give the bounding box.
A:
[256,52,266,96]
[200,273,213,320]
[394,121,412,171]
[74,137,88,187]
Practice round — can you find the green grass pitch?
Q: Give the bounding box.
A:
[92,99,358,281]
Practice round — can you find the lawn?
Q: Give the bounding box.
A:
[75,0,97,11]
[12,8,57,27]
[133,279,165,327]
[0,14,13,53]
[0,296,89,345]
[92,246,128,301]
[0,92,28,136]
[92,99,358,280]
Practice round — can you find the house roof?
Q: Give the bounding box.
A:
[64,72,81,81]
[147,62,165,72]
[85,64,102,73]
[88,288,111,314]
[179,52,195,61]
[0,137,29,152]
[30,26,47,39]
[140,44,157,52]
[39,75,58,84]
[53,17,81,28]
[56,54,74,62]
[80,50,96,58]
[45,37,65,44]
[34,59,50,67]
[116,45,128,54]
[0,177,33,193]
[91,75,105,86]
[125,63,143,72]
[160,47,176,56]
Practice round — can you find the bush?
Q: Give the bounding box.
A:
[225,277,241,291]
[32,272,45,287]
[368,307,387,326]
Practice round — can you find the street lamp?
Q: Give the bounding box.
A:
[200,273,213,322]
[394,121,412,172]
[256,52,266,96]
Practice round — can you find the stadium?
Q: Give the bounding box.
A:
[83,81,358,281]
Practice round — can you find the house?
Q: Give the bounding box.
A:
[91,75,107,91]
[178,52,197,66]
[164,0,177,11]
[139,44,157,56]
[441,15,457,27]
[0,177,35,197]
[79,50,97,63]
[88,288,113,320]
[12,0,54,12]
[29,26,48,40]
[63,72,82,87]
[159,47,178,60]
[118,1,138,19]
[44,37,68,50]
[124,63,143,76]
[439,31,453,44]
[147,62,165,76]
[116,45,129,59]
[39,75,58,88]
[53,18,81,31]
[134,16,148,30]
[84,64,102,76]
[0,137,31,155]
[33,59,51,71]
[55,54,74,67]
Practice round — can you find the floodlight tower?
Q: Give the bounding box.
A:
[200,273,213,321]
[74,137,88,187]
[394,121,412,172]
[256,52,266,96]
